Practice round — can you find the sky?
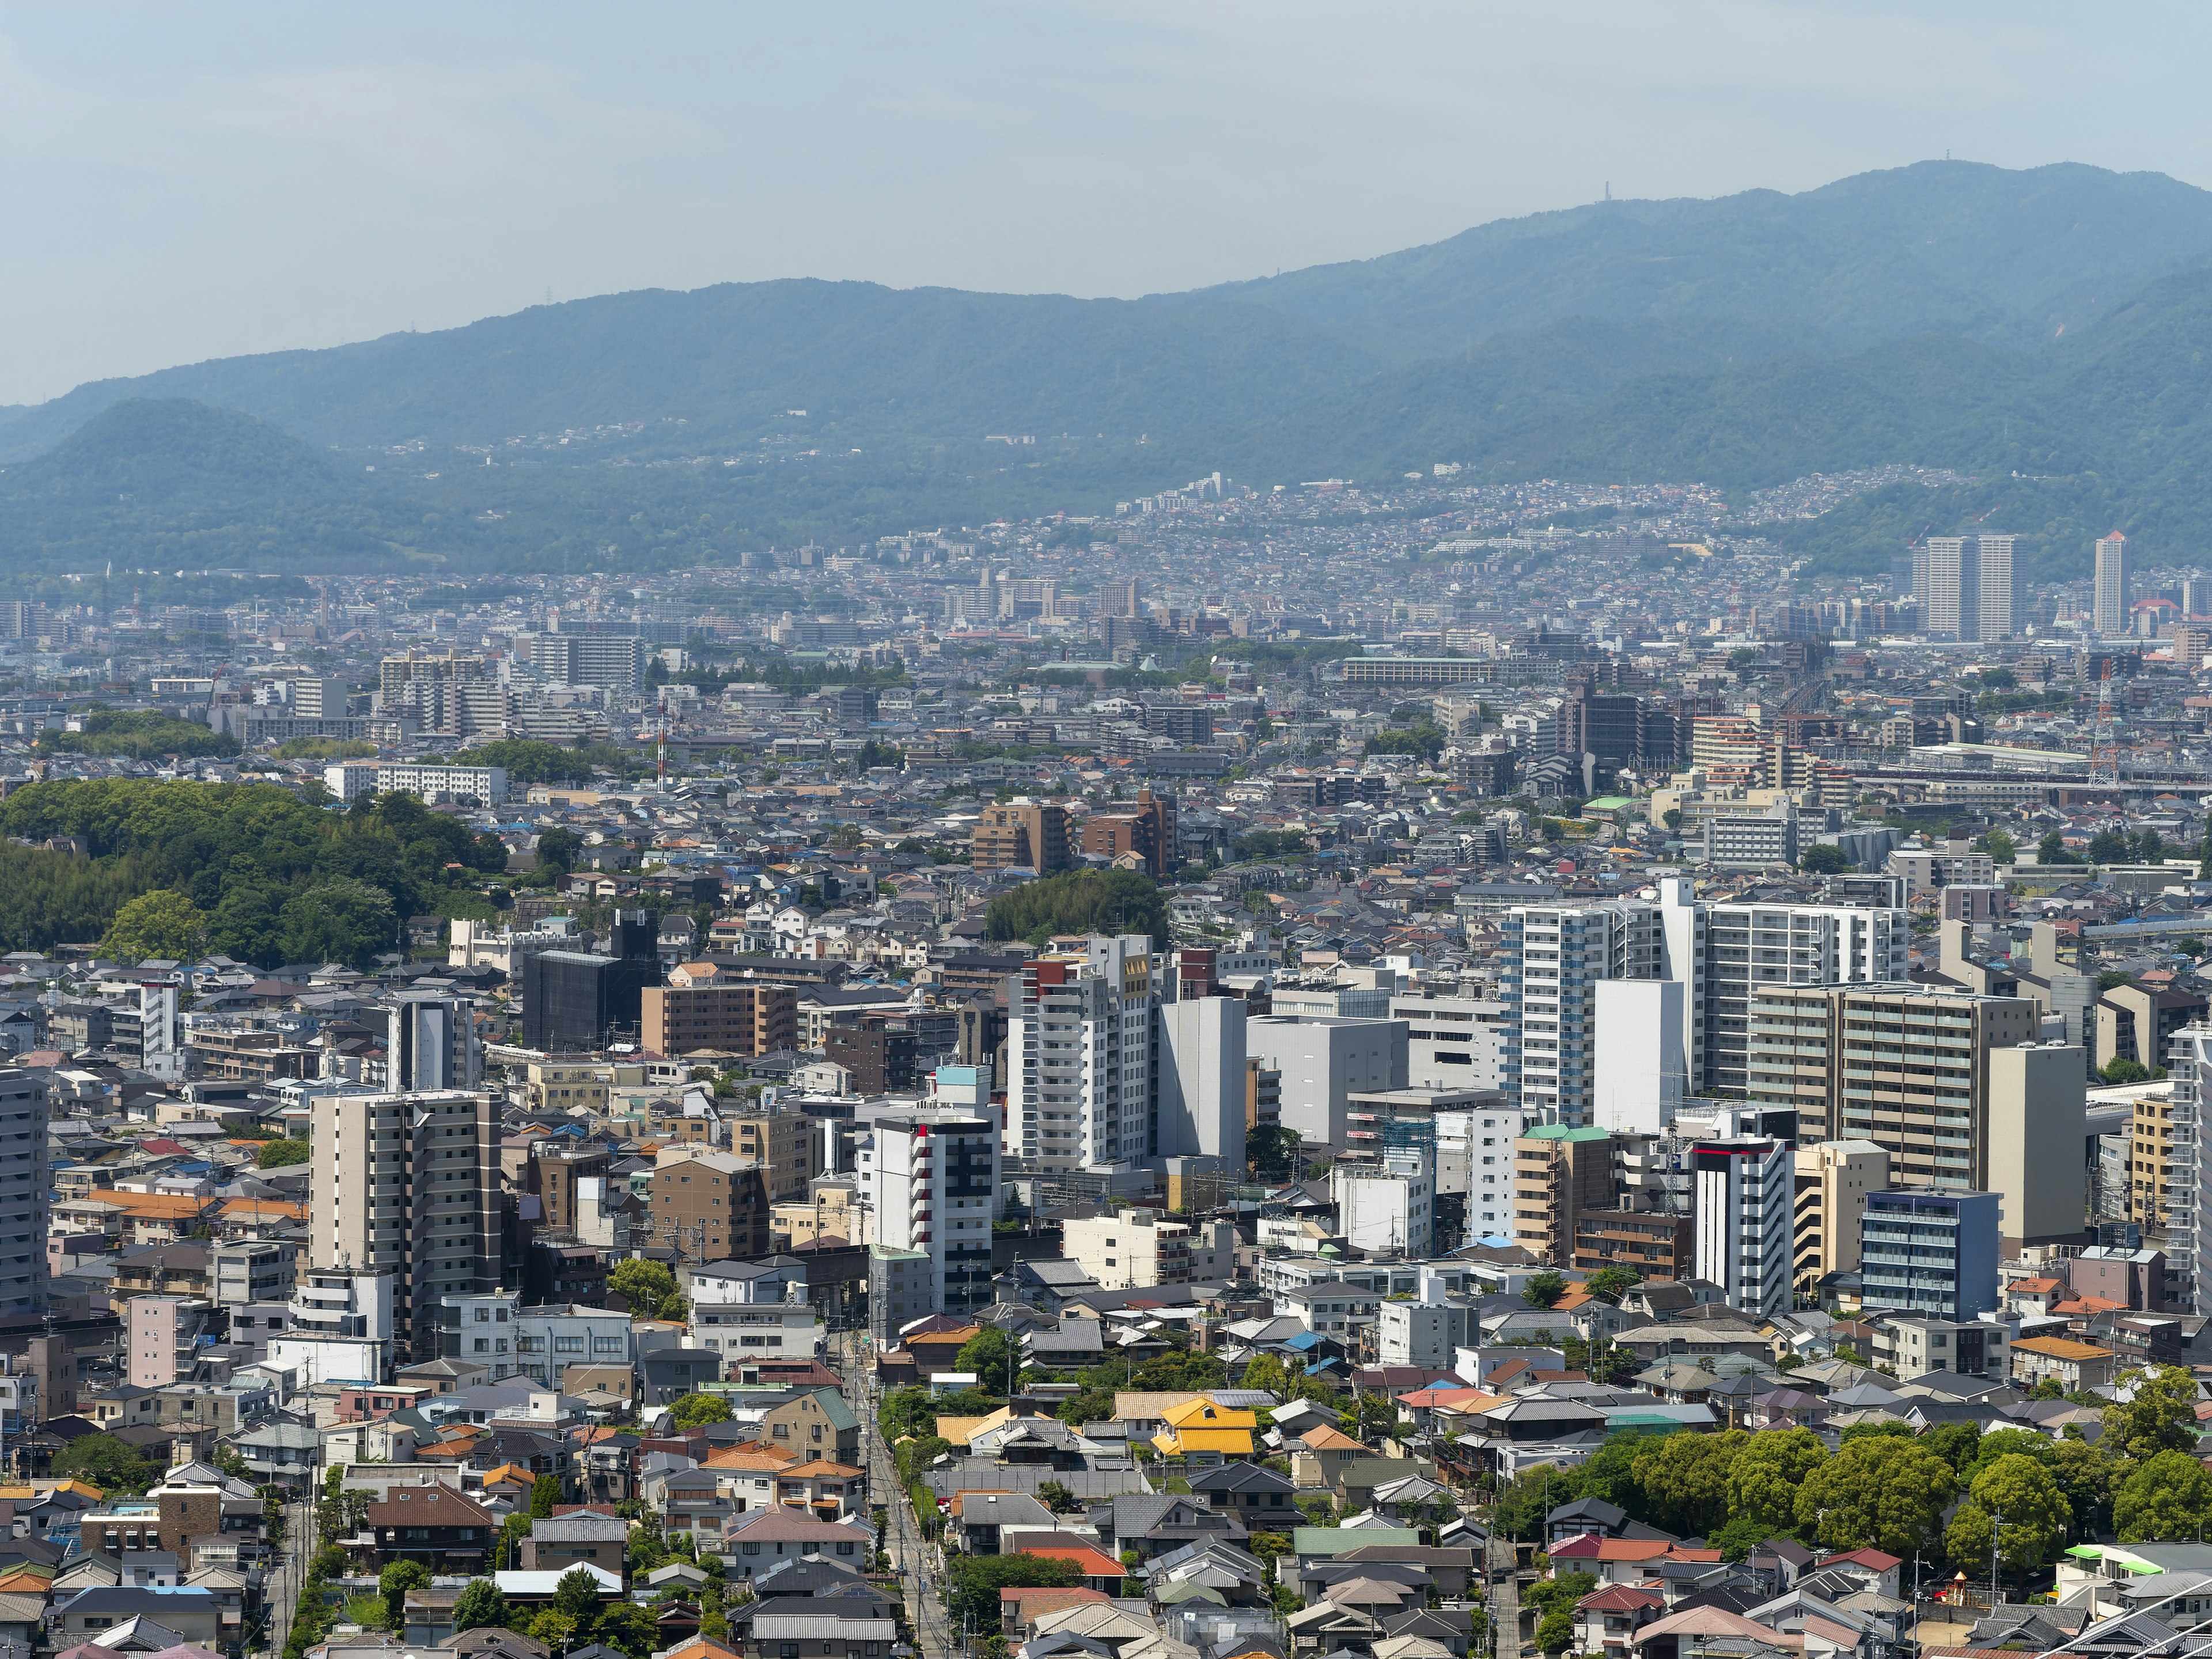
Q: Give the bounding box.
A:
[3,1,2210,405]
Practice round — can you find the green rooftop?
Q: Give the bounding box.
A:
[1523,1124,1612,1142]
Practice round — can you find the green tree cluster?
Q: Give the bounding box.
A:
[39,708,240,760]
[984,869,1168,947]
[0,779,508,965]
[944,1552,1084,1631]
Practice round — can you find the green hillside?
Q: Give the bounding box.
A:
[1206,161,2212,358]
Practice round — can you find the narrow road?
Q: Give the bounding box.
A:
[836,1331,956,1659]
[1488,1532,1525,1659]
[263,1491,312,1656]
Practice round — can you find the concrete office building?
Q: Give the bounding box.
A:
[1062,1212,1194,1291]
[868,1245,935,1342]
[309,1090,501,1363]
[1657,878,1910,1098]
[1392,992,1507,1091]
[1440,1102,1534,1238]
[1692,1137,1793,1317]
[1793,1139,1888,1294]
[2095,532,2132,638]
[1156,995,1247,1169]
[1006,935,1156,1169]
[388,994,480,1093]
[1335,1152,1434,1260]
[1984,1043,2090,1252]
[872,1115,998,1317]
[1501,901,1665,1126]
[1859,1188,2001,1322]
[1246,1015,1408,1147]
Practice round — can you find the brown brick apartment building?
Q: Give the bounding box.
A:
[641,981,798,1058]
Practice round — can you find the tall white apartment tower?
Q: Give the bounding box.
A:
[1007,934,1157,1168]
[2162,1023,2212,1311]
[388,994,480,1093]
[1656,876,1909,1097]
[1975,534,2023,642]
[2095,532,2132,638]
[1921,537,1976,642]
[870,1113,999,1317]
[1500,902,1664,1126]
[310,1090,500,1362]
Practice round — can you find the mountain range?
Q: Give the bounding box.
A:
[9,159,2212,579]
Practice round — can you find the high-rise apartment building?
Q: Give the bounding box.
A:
[535,631,649,692]
[1793,1139,1888,1294]
[1859,1188,2001,1322]
[971,800,1071,875]
[1746,986,2082,1248]
[2157,1023,2212,1310]
[724,1108,822,1204]
[1691,1137,1792,1316]
[1079,787,1177,878]
[389,994,480,1093]
[645,1151,770,1262]
[1006,935,1156,1168]
[1974,535,2022,641]
[871,1114,998,1317]
[2096,532,2133,638]
[1500,902,1665,1125]
[1921,536,1976,641]
[1656,878,1909,1097]
[1392,993,1508,1092]
[1441,1103,1533,1237]
[309,1090,500,1362]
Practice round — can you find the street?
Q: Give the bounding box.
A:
[262,1491,313,1657]
[835,1331,957,1659]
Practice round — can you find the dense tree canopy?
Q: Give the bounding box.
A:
[0,779,507,964]
[984,868,1168,946]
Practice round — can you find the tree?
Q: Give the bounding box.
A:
[2050,1439,2115,1541]
[1535,1610,1575,1654]
[99,888,207,962]
[1798,843,1849,874]
[2102,1056,2153,1084]
[1035,1481,1081,1514]
[609,1258,679,1317]
[1581,1266,1641,1305]
[530,1475,562,1518]
[1980,827,2017,862]
[1633,1429,1745,1537]
[257,1137,310,1168]
[1241,1353,1289,1397]
[1726,1427,1830,1534]
[1710,1513,1774,1563]
[1922,1419,1984,1472]
[671,1393,734,1429]
[536,826,583,873]
[51,1431,157,1494]
[450,1578,510,1634]
[277,877,397,969]
[1796,1435,1956,1559]
[2105,1366,2200,1460]
[2090,827,2131,865]
[379,1560,431,1628]
[956,1327,1016,1395]
[1947,1455,2071,1590]
[2039,830,2084,866]
[595,1602,661,1659]
[1248,1124,1302,1181]
[2115,1449,2212,1543]
[548,1566,605,1641]
[1522,1272,1567,1309]
[944,1552,1082,1631]
[527,1612,577,1649]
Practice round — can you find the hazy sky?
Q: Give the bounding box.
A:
[5,1,2209,404]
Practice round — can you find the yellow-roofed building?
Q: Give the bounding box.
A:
[1150,1396,1257,1459]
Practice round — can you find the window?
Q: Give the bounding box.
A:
[744,1542,763,1556]
[835,1541,856,1556]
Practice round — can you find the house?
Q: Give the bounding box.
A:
[2012,1336,2118,1393]
[519,1513,630,1579]
[1186,1461,1298,1521]
[1151,1397,1257,1461]
[723,1510,872,1578]
[951,1492,1058,1556]
[1547,1536,1721,1588]
[357,1486,497,1572]
[1094,1493,1249,1563]
[769,1459,867,1521]
[1809,1547,1901,1599]
[755,1389,862,1465]
[1576,1584,1666,1659]
[1289,1422,1367,1488]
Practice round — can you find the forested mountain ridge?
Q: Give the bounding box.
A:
[10,160,2212,575]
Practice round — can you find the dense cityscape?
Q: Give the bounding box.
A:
[20,15,2212,1659]
[0,453,2204,1659]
